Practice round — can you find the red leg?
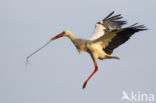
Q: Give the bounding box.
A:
[82,61,98,89]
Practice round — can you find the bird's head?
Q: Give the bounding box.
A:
[51,30,72,41]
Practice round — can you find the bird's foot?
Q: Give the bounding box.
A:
[82,81,87,89]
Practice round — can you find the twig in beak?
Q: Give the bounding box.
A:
[26,40,52,65]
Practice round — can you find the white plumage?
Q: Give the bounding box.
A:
[90,23,106,40]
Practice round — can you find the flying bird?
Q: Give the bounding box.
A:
[26,11,147,89]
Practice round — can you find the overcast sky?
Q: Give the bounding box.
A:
[0,0,156,103]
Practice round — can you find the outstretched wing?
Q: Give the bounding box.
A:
[90,11,127,40]
[93,24,147,55]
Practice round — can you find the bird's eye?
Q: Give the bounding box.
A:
[62,31,65,34]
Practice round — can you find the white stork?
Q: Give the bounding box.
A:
[26,11,147,89]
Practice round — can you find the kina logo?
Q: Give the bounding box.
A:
[121,91,155,102]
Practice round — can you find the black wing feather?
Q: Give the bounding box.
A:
[103,25,147,54]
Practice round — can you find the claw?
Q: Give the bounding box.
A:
[82,81,87,89]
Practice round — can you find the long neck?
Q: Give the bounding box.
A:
[67,33,77,42]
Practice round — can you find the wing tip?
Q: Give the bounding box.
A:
[102,11,127,27]
[103,11,115,20]
[103,11,123,20]
[128,23,148,31]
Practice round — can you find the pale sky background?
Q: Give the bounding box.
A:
[0,0,156,103]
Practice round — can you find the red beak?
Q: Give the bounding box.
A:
[51,33,64,41]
